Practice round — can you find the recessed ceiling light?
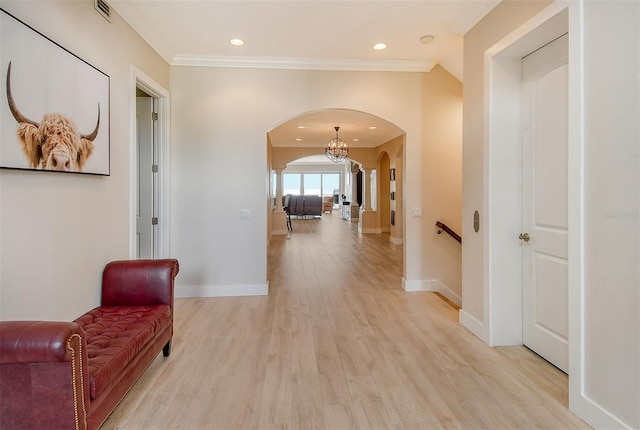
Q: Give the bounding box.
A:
[420,35,435,44]
[229,38,245,46]
[353,139,359,142]
[296,138,302,141]
[373,43,387,50]
[297,126,305,129]
[369,126,377,130]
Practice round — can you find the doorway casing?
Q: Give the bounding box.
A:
[475,1,616,427]
[129,66,170,259]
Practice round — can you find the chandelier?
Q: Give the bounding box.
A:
[325,126,349,163]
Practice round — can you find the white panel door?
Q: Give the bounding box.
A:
[136,97,154,259]
[521,34,569,373]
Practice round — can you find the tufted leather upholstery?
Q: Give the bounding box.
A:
[75,305,171,400]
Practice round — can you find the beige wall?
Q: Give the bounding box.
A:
[266,138,273,239]
[461,0,552,323]
[421,65,463,301]
[271,146,380,171]
[378,136,405,243]
[0,1,169,320]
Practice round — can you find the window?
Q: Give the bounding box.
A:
[271,170,277,198]
[283,171,342,196]
[283,173,301,195]
[322,173,340,198]
[303,174,321,195]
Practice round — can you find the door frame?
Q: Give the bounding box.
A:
[482,1,621,427]
[481,0,597,424]
[483,3,572,346]
[129,66,170,258]
[135,95,155,258]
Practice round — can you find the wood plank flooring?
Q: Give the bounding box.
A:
[102,213,590,429]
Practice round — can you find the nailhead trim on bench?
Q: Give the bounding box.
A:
[67,333,87,430]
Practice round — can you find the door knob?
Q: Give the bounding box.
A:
[519,233,531,242]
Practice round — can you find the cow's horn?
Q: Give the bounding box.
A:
[81,104,100,141]
[6,62,39,127]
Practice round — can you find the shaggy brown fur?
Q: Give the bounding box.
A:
[6,61,99,172]
[16,112,94,172]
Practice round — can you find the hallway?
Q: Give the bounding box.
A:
[103,213,588,429]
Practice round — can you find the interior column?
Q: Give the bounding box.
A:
[359,165,378,233]
[271,168,288,235]
[275,168,284,211]
[350,163,360,221]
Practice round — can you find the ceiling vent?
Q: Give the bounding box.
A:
[95,0,111,22]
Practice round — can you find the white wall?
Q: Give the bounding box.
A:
[462,0,639,428]
[581,1,639,427]
[170,67,422,294]
[170,66,462,297]
[0,1,169,320]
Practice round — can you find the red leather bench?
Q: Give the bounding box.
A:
[0,259,179,430]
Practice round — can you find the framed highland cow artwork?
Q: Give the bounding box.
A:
[0,8,110,175]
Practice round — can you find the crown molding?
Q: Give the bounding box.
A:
[171,55,438,73]
[109,0,174,63]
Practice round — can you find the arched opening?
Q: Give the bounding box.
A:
[267,108,405,282]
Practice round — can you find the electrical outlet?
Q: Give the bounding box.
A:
[413,208,422,217]
[240,209,250,219]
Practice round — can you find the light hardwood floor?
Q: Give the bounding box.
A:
[103,213,590,429]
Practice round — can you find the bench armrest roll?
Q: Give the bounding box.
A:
[0,321,85,364]
[101,259,179,307]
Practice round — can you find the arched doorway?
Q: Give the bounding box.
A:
[267,108,405,278]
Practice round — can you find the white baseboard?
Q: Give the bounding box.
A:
[431,280,462,307]
[390,236,403,245]
[402,279,462,308]
[459,310,487,343]
[176,283,269,298]
[571,392,633,430]
[402,278,434,292]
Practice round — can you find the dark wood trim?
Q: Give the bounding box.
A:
[436,221,462,244]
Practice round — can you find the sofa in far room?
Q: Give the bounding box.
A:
[284,195,323,217]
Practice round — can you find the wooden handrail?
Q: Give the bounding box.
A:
[436,221,462,244]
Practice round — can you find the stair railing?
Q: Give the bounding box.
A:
[435,221,462,244]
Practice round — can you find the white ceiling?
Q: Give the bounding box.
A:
[111,0,500,149]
